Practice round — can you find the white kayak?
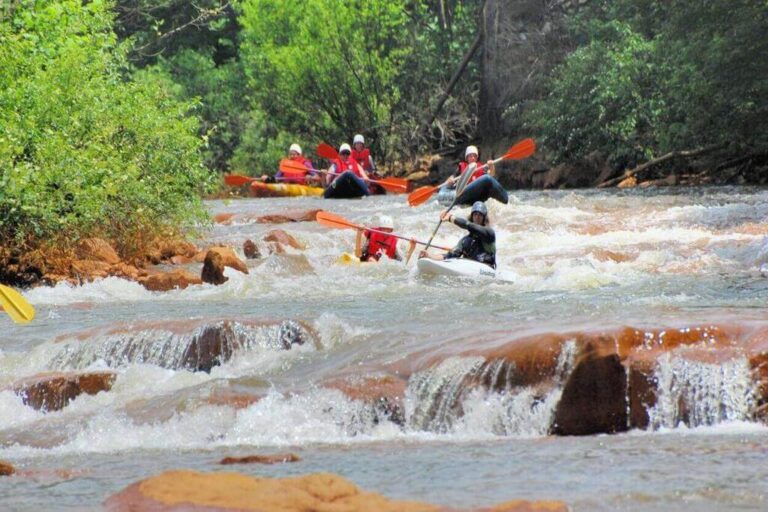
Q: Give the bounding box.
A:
[416,258,513,282]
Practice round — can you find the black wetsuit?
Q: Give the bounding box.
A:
[444,217,496,268]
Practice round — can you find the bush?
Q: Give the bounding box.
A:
[0,0,213,254]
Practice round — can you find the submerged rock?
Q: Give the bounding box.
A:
[139,268,202,291]
[12,371,116,412]
[219,453,300,465]
[243,239,261,259]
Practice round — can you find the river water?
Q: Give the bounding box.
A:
[1,187,768,510]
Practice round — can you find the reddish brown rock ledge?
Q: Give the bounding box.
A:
[105,471,568,512]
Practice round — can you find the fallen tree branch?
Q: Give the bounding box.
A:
[597,142,727,188]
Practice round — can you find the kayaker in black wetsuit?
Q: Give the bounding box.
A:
[419,201,496,268]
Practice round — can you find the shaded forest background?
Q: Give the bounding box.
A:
[1,0,767,256]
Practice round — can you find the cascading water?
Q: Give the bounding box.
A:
[648,354,757,429]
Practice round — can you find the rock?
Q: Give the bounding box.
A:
[214,212,236,224]
[263,229,305,250]
[219,453,300,465]
[243,239,261,259]
[201,250,228,285]
[617,175,637,188]
[206,246,249,274]
[70,260,112,282]
[0,460,15,476]
[325,375,407,425]
[551,343,628,435]
[105,471,441,512]
[110,262,141,280]
[139,268,202,291]
[76,238,120,265]
[13,372,116,412]
[405,170,429,182]
[256,208,322,224]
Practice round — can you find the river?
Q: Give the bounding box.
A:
[1,187,767,510]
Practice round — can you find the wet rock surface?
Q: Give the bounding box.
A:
[12,372,116,412]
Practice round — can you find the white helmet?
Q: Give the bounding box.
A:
[465,145,479,158]
[376,214,394,229]
[339,143,352,154]
[353,134,365,144]
[289,143,302,155]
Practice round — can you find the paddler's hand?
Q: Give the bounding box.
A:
[418,250,429,259]
[487,160,496,176]
[440,211,452,223]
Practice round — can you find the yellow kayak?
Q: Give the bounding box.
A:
[250,181,324,197]
[337,252,367,265]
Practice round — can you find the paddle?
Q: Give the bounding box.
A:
[407,138,537,207]
[316,211,452,251]
[0,284,35,324]
[315,143,408,193]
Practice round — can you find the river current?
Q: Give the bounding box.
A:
[1,187,767,510]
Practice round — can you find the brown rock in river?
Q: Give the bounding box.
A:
[12,372,116,411]
[243,239,261,259]
[0,460,15,476]
[201,250,228,285]
[76,238,120,265]
[264,229,305,250]
[140,268,203,291]
[206,246,249,274]
[219,453,300,465]
[105,471,441,512]
[256,208,322,224]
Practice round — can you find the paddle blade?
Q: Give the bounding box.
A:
[279,159,309,173]
[316,142,339,161]
[408,186,437,207]
[0,284,35,324]
[224,174,256,187]
[503,138,536,161]
[376,177,409,193]
[316,211,360,230]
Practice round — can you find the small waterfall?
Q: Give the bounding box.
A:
[647,353,756,429]
[405,342,577,435]
[47,320,314,372]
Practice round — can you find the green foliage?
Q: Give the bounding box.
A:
[0,0,213,252]
[526,0,768,167]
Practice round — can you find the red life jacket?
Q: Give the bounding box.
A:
[332,157,363,180]
[281,156,313,184]
[458,161,485,183]
[362,229,397,261]
[352,148,372,171]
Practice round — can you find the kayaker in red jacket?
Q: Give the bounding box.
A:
[326,143,369,187]
[355,215,416,262]
[262,144,320,185]
[351,134,376,174]
[443,145,496,188]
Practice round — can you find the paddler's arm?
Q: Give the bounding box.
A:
[486,160,496,177]
[404,239,416,262]
[450,215,495,244]
[354,229,364,258]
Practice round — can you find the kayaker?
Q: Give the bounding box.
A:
[326,143,370,187]
[419,201,496,268]
[261,144,319,185]
[443,145,496,188]
[351,134,376,175]
[278,144,320,184]
[355,215,416,262]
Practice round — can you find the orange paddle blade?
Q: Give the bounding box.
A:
[316,211,360,230]
[316,142,339,160]
[408,185,438,207]
[279,159,310,173]
[375,177,408,193]
[224,174,257,186]
[502,138,536,160]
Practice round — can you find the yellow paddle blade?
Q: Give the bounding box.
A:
[0,284,35,324]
